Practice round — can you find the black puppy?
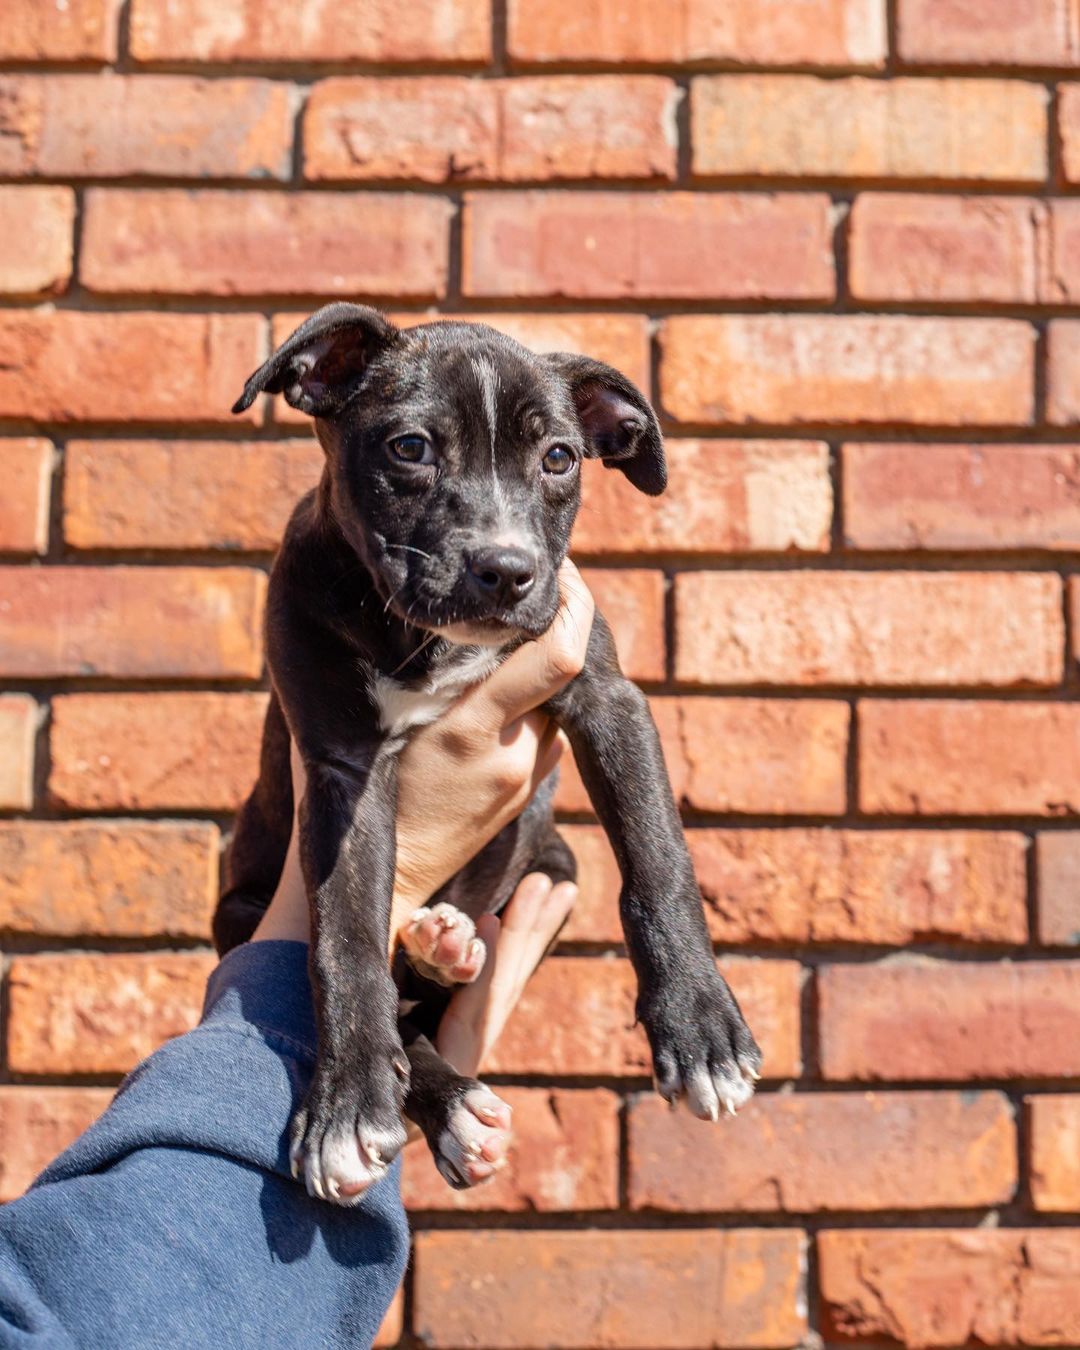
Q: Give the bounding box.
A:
[214,304,761,1203]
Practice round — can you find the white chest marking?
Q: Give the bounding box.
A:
[370,646,503,745]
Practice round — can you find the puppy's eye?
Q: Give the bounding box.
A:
[388,435,435,466]
[542,445,575,475]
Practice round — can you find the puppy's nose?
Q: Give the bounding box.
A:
[465,546,536,606]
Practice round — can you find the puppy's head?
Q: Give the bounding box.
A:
[235,303,665,642]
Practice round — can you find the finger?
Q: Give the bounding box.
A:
[437,913,502,1077]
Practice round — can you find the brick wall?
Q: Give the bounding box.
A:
[2,1,1080,1345]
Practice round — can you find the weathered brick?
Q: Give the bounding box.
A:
[1059,86,1080,184]
[899,0,1080,66]
[0,0,121,61]
[820,1229,1080,1347]
[1037,833,1080,945]
[845,443,1080,551]
[305,76,677,183]
[0,188,75,299]
[1030,1096,1080,1212]
[0,821,217,940]
[0,76,292,179]
[414,1229,806,1349]
[0,1088,114,1203]
[49,693,267,812]
[129,0,491,64]
[693,76,1047,183]
[0,695,37,811]
[508,0,886,68]
[463,192,834,300]
[81,190,453,299]
[0,568,265,680]
[820,959,1080,1080]
[6,952,216,1076]
[581,570,665,683]
[1046,321,1080,425]
[675,572,1062,688]
[629,1091,1016,1212]
[402,1088,619,1211]
[63,440,322,552]
[0,312,263,425]
[860,701,1080,816]
[0,439,51,555]
[660,316,1034,427]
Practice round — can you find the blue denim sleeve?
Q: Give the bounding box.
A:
[0,941,409,1350]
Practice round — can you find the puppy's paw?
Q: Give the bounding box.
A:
[433,1084,513,1189]
[401,902,486,987]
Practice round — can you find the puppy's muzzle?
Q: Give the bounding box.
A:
[464,545,537,608]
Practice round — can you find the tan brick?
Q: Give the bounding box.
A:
[7,952,216,1076]
[1046,321,1080,425]
[0,821,217,940]
[1030,1096,1080,1212]
[0,567,265,680]
[675,571,1062,688]
[1059,86,1080,184]
[1038,833,1080,945]
[0,1088,114,1203]
[629,1091,1016,1212]
[0,188,74,298]
[305,76,677,183]
[82,190,453,300]
[402,1088,619,1212]
[463,191,834,300]
[0,76,292,179]
[900,0,1080,65]
[0,695,37,811]
[0,312,263,425]
[820,1229,1080,1347]
[49,692,267,812]
[692,76,1047,183]
[0,439,51,555]
[860,701,1080,816]
[415,1229,806,1349]
[0,0,121,60]
[581,569,665,683]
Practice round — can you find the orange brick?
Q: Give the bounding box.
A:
[6,952,216,1076]
[580,569,665,683]
[0,0,121,60]
[49,692,267,812]
[860,701,1080,816]
[0,821,216,940]
[463,192,835,300]
[1037,833,1080,945]
[899,0,1080,65]
[845,443,1080,551]
[0,312,263,425]
[1059,86,1080,184]
[402,1087,619,1211]
[674,571,1062,688]
[0,567,265,680]
[0,75,292,179]
[508,0,886,68]
[1030,1096,1080,1211]
[820,1229,1080,1347]
[63,440,321,552]
[1046,321,1080,424]
[414,1229,806,1349]
[82,190,453,300]
[0,1088,114,1203]
[129,0,491,63]
[692,76,1047,183]
[660,316,1035,427]
[0,439,51,554]
[629,1091,1016,1212]
[0,188,74,298]
[0,695,37,811]
[305,76,677,183]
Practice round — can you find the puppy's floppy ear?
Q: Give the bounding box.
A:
[546,353,666,496]
[232,303,399,417]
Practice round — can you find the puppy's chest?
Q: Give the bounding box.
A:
[369,647,503,753]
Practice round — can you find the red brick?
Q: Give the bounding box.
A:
[1072,578,1080,669]
[1038,833,1080,945]
[0,76,292,179]
[402,1088,619,1211]
[820,1229,1080,1347]
[0,695,37,811]
[860,701,1080,816]
[129,0,491,64]
[845,443,1080,551]
[0,439,51,554]
[0,312,263,425]
[1045,321,1080,425]
[0,567,265,680]
[508,0,886,68]
[63,440,322,552]
[0,1088,114,1203]
[675,571,1062,688]
[305,76,677,183]
[414,1229,806,1349]
[580,569,665,683]
[0,188,74,298]
[1059,86,1080,184]
[899,0,1080,65]
[820,959,1080,1080]
[463,192,835,300]
[573,441,832,557]
[485,956,801,1081]
[49,692,267,812]
[629,1091,1016,1212]
[0,0,121,60]
[6,952,216,1076]
[660,316,1034,427]
[81,190,452,300]
[693,76,1047,183]
[1030,1096,1080,1211]
[0,821,217,940]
